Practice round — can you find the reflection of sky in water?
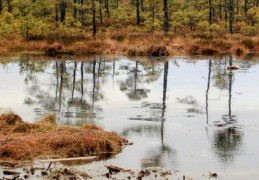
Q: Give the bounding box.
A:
[1,56,259,178]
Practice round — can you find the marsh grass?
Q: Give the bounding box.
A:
[0,30,258,57]
[0,112,125,163]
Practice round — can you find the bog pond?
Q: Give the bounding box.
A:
[1,55,259,179]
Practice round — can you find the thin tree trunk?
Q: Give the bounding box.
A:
[74,0,78,19]
[55,4,59,23]
[236,0,239,15]
[219,0,222,19]
[140,0,144,11]
[0,0,2,13]
[99,0,103,23]
[7,0,12,12]
[209,0,213,25]
[229,0,234,34]
[224,0,228,29]
[105,0,110,17]
[92,0,97,37]
[163,0,169,32]
[60,2,67,23]
[152,0,155,30]
[136,0,141,24]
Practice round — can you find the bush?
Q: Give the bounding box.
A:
[242,38,255,49]
[243,26,258,36]
[209,23,221,32]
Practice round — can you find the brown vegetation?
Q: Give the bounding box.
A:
[0,112,126,164]
[0,30,258,57]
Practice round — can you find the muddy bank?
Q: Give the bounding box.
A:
[0,112,126,165]
[0,162,221,180]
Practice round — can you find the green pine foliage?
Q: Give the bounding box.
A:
[0,0,258,39]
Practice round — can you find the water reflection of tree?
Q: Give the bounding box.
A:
[142,62,176,168]
[119,61,151,101]
[212,127,243,165]
[206,60,212,124]
[207,57,244,166]
[21,59,106,125]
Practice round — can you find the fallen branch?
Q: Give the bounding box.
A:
[39,156,97,163]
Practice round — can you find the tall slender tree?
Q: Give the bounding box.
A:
[209,0,213,25]
[136,0,141,24]
[229,0,234,33]
[92,0,97,37]
[73,0,78,19]
[7,0,13,12]
[99,0,103,23]
[60,1,67,23]
[104,0,110,17]
[163,0,169,32]
[0,0,2,13]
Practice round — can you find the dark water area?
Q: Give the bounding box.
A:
[1,55,259,179]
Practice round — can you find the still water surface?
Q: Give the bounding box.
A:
[1,56,259,179]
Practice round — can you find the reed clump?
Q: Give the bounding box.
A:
[0,112,125,163]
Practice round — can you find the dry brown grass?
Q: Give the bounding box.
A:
[0,31,258,57]
[0,112,125,163]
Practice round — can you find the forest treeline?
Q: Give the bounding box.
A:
[0,0,258,39]
[0,0,258,56]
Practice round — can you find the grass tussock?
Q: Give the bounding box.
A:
[0,112,125,163]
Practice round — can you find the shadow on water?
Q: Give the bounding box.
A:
[206,56,244,166]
